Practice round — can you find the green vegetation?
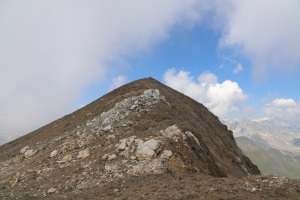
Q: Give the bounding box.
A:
[236,136,300,179]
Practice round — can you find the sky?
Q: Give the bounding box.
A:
[1,0,300,144]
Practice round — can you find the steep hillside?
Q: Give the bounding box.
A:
[236,136,300,179]
[0,78,261,198]
[224,119,300,155]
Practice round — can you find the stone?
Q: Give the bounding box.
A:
[104,164,112,171]
[102,154,109,160]
[103,125,112,131]
[104,164,117,171]
[161,125,186,141]
[134,139,144,145]
[47,188,56,194]
[107,134,115,140]
[235,157,241,163]
[144,89,160,98]
[24,149,36,158]
[117,139,127,151]
[160,150,172,161]
[20,146,29,154]
[108,154,117,161]
[136,142,156,161]
[61,154,72,163]
[50,150,58,158]
[130,105,137,110]
[185,131,200,146]
[77,150,90,159]
[144,139,160,151]
[147,159,163,171]
[11,172,20,187]
[130,156,136,160]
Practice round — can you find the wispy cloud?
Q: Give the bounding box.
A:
[109,75,128,91]
[233,63,243,74]
[216,0,300,79]
[264,98,300,121]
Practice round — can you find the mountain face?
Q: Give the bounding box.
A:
[236,136,300,179]
[0,78,259,198]
[224,119,300,179]
[224,119,300,155]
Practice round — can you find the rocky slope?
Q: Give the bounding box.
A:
[0,78,264,199]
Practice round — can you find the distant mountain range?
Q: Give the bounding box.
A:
[223,118,300,179]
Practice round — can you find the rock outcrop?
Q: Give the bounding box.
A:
[0,78,260,199]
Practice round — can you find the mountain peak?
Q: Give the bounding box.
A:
[0,78,260,198]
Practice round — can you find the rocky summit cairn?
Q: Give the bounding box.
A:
[3,78,297,199]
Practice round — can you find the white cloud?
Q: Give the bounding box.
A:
[163,68,247,118]
[0,1,207,138]
[264,98,300,121]
[233,63,243,74]
[216,0,300,79]
[109,75,128,91]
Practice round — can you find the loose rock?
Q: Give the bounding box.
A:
[50,150,58,158]
[20,146,29,154]
[77,150,90,159]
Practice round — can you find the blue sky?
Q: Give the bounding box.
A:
[1,0,300,142]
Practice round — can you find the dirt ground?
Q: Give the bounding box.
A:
[2,172,299,200]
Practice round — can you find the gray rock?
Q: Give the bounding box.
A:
[161,125,187,141]
[102,125,112,131]
[144,139,160,151]
[50,150,58,158]
[117,139,127,150]
[59,154,72,163]
[136,142,156,161]
[47,188,56,194]
[77,150,90,159]
[20,146,29,154]
[108,154,117,161]
[160,150,172,161]
[24,149,36,158]
[185,131,201,147]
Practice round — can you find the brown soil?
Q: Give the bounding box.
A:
[2,173,300,200]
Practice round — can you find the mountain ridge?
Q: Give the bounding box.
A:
[6,78,300,199]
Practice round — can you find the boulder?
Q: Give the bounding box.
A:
[144,139,160,151]
[136,143,155,161]
[161,125,187,141]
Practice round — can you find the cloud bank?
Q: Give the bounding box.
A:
[1,0,299,144]
[0,0,205,141]
[264,98,300,121]
[163,69,247,118]
[217,0,300,78]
